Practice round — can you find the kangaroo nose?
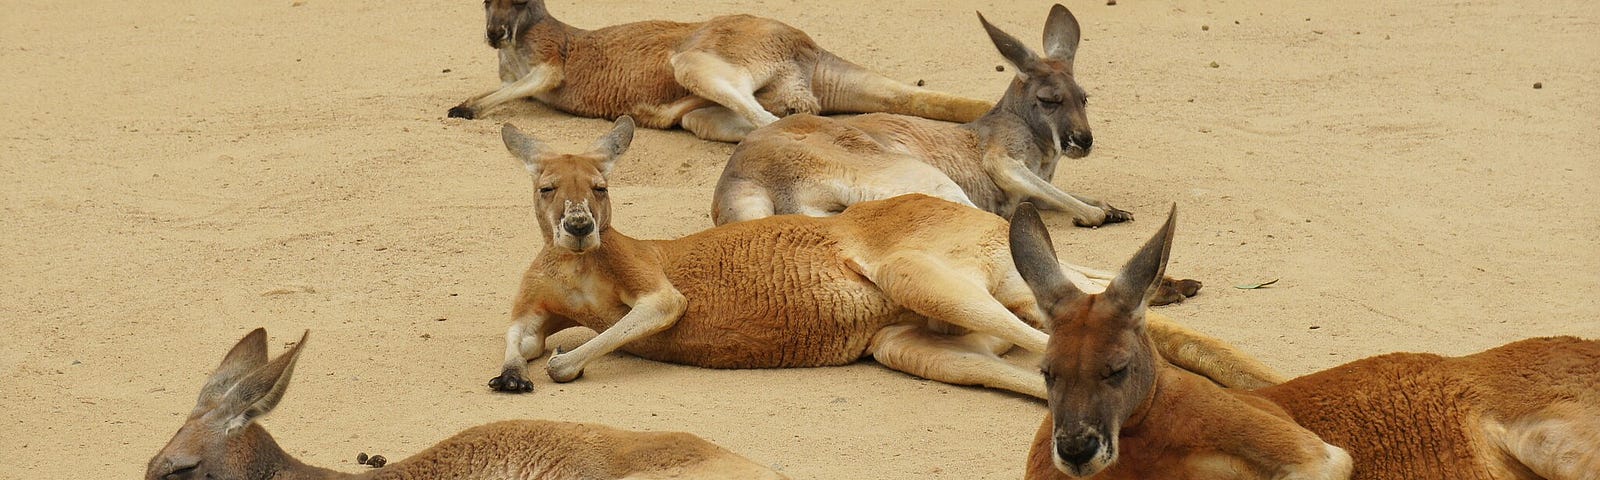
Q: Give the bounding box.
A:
[486,27,506,47]
[563,217,594,237]
[1055,434,1101,466]
[1070,132,1093,151]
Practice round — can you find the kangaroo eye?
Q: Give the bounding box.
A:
[1104,364,1128,382]
[593,186,608,194]
[538,186,555,194]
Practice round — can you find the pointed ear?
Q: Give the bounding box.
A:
[1042,4,1081,63]
[195,328,269,409]
[214,331,309,433]
[589,115,635,175]
[1009,203,1083,316]
[978,11,1042,76]
[501,123,547,174]
[1104,206,1177,319]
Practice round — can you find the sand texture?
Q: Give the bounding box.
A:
[2,0,1597,478]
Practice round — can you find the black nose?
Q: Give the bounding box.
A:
[563,217,594,237]
[1068,132,1092,151]
[487,28,506,47]
[1056,434,1101,466]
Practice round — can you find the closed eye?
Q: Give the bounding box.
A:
[1104,365,1128,383]
[538,186,555,194]
[165,463,199,479]
[593,186,608,193]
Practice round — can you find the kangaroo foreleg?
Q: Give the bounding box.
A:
[545,289,687,382]
[449,64,563,119]
[990,157,1130,227]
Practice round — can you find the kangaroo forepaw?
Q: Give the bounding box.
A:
[547,347,585,383]
[488,368,535,393]
[1149,277,1203,306]
[447,105,477,119]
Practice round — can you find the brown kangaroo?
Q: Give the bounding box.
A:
[485,117,1281,398]
[1009,203,1600,480]
[146,329,788,480]
[713,5,1127,227]
[448,0,992,142]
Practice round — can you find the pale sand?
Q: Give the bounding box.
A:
[2,1,1596,478]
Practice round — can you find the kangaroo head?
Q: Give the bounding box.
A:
[502,117,634,254]
[147,329,308,480]
[979,5,1092,163]
[1010,203,1174,477]
[484,0,547,49]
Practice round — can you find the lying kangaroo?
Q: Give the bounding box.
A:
[713,5,1128,227]
[486,116,1281,398]
[146,329,787,480]
[448,0,992,142]
[1009,204,1600,479]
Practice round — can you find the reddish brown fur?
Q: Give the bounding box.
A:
[1015,206,1600,480]
[453,0,991,142]
[489,120,1277,399]
[146,329,787,480]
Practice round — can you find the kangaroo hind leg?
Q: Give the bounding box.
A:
[671,51,781,129]
[870,324,1044,399]
[1493,403,1600,480]
[861,252,1047,353]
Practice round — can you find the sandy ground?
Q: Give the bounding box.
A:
[2,0,1597,478]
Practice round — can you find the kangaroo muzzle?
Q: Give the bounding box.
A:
[554,200,599,251]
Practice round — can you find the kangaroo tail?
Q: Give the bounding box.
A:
[812,52,993,123]
[1146,312,1289,389]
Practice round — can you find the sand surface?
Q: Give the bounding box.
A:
[3,0,1597,478]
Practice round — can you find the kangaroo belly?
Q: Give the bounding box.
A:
[620,222,906,368]
[535,26,700,126]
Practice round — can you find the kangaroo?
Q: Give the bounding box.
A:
[485,116,1281,399]
[713,5,1127,227]
[1009,204,1600,480]
[448,0,993,143]
[146,328,787,480]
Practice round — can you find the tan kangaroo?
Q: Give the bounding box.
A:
[448,0,992,143]
[486,116,1280,398]
[1009,204,1600,480]
[713,5,1129,227]
[146,328,787,480]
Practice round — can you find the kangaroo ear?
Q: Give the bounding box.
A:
[1104,206,1177,323]
[195,328,269,411]
[1010,203,1084,320]
[1042,4,1081,63]
[213,331,309,434]
[590,116,635,175]
[501,123,548,175]
[978,11,1042,77]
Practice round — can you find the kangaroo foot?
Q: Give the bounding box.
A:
[1150,277,1202,306]
[1102,205,1133,224]
[447,105,477,119]
[488,367,534,393]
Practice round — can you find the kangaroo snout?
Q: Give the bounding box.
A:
[1054,432,1103,468]
[1069,131,1092,152]
[487,27,509,48]
[562,215,594,237]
